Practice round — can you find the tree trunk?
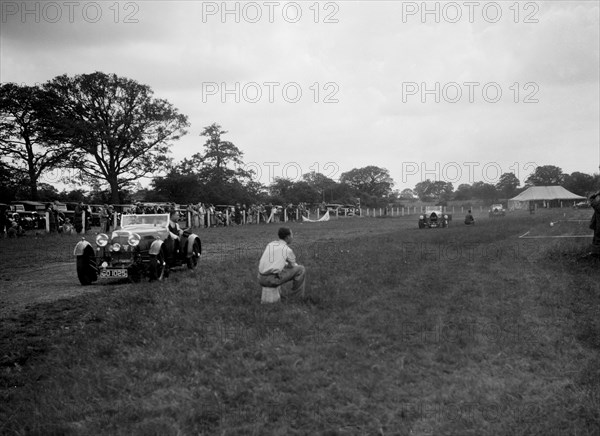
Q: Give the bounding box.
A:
[28,168,38,200]
[109,177,120,204]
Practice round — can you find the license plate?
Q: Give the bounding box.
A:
[100,268,128,278]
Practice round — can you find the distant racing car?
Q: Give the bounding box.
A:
[488,204,506,217]
[418,207,451,228]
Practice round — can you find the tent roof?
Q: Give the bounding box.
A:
[509,186,586,201]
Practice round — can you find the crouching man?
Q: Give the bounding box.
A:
[464,209,475,225]
[258,227,306,300]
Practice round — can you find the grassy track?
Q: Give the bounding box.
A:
[1,211,599,435]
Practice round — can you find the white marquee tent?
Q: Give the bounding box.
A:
[508,186,586,210]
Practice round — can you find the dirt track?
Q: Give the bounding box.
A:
[0,261,119,318]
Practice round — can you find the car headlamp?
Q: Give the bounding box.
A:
[96,233,109,247]
[419,215,424,219]
[111,242,121,252]
[128,233,141,247]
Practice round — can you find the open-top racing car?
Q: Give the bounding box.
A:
[488,204,506,217]
[73,214,201,285]
[418,207,452,228]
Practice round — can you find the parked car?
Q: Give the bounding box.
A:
[418,207,451,228]
[488,204,506,217]
[9,202,46,230]
[73,213,201,284]
[573,201,591,209]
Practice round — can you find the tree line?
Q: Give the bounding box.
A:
[1,72,598,207]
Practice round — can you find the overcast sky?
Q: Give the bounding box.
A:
[1,1,598,191]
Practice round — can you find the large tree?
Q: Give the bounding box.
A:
[45,72,189,204]
[197,123,250,182]
[339,166,394,198]
[413,179,453,203]
[152,124,262,205]
[453,183,472,201]
[495,172,520,199]
[525,165,565,187]
[471,181,498,201]
[562,171,597,196]
[0,83,73,199]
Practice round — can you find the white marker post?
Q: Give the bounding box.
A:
[80,211,86,234]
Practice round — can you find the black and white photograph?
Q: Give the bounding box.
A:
[1,1,599,434]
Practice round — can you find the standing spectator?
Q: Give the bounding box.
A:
[286,203,295,222]
[45,203,57,232]
[235,203,242,225]
[208,204,215,226]
[106,205,115,232]
[73,201,84,234]
[198,203,206,228]
[0,205,8,237]
[84,204,92,231]
[100,204,109,233]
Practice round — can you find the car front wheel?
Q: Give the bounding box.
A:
[149,249,168,281]
[76,252,97,286]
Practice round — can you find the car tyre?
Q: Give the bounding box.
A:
[186,240,201,269]
[149,249,167,281]
[76,251,97,286]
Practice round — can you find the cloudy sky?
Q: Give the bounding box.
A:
[1,1,598,191]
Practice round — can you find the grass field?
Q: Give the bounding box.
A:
[1,210,599,435]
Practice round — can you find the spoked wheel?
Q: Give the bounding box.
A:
[76,249,97,286]
[149,249,168,281]
[187,240,201,269]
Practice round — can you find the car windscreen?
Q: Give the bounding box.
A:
[121,214,169,228]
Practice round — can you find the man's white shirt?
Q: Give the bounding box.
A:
[258,240,296,275]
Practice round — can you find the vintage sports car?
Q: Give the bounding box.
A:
[418,207,451,228]
[488,204,506,217]
[73,214,201,285]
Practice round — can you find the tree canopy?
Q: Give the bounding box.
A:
[44,72,189,203]
[0,83,73,199]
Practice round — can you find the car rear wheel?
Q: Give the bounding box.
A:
[149,249,167,281]
[76,250,97,286]
[187,240,201,269]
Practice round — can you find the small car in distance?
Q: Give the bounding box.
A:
[419,207,451,228]
[573,201,590,209]
[73,213,201,285]
[488,204,506,217]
